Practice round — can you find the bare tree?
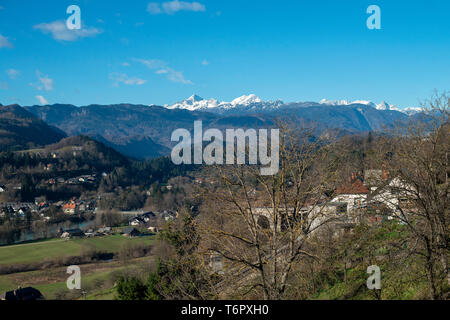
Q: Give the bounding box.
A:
[198,123,341,299]
[378,91,449,299]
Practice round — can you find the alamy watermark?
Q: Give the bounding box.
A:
[367,265,381,290]
[170,121,280,176]
[66,265,81,290]
[366,5,381,30]
[66,5,81,30]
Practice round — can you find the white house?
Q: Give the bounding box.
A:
[330,175,370,214]
[129,217,144,226]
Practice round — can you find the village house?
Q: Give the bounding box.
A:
[129,217,145,226]
[251,169,415,236]
[367,177,416,219]
[147,226,159,233]
[330,173,370,214]
[141,211,156,222]
[327,169,416,222]
[121,227,141,237]
[97,227,112,235]
[161,210,177,221]
[63,202,76,214]
[60,228,85,239]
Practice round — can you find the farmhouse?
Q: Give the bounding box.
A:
[63,202,76,214]
[129,217,144,226]
[61,228,85,239]
[330,174,370,214]
[97,226,112,235]
[141,211,156,222]
[121,227,141,237]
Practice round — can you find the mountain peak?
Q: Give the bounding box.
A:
[166,94,273,112]
[230,94,262,106]
[375,101,402,111]
[187,94,204,102]
[319,99,350,106]
[319,99,377,108]
[319,98,404,110]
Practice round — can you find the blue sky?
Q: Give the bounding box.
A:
[0,0,449,108]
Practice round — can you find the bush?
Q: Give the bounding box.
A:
[116,276,148,300]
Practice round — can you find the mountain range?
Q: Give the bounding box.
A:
[0,95,427,159]
[166,94,423,115]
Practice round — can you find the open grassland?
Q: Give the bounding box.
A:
[0,234,156,266]
[0,256,155,299]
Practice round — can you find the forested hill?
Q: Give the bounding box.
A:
[0,104,66,152]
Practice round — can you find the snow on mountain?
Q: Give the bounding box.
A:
[319,99,380,108]
[354,100,377,108]
[318,98,419,113]
[402,106,424,115]
[319,99,351,106]
[165,94,421,115]
[230,94,262,106]
[166,94,283,113]
[375,101,401,111]
[165,94,219,111]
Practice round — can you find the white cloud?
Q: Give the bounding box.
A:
[134,58,193,84]
[109,73,147,86]
[147,3,162,14]
[201,60,209,66]
[6,69,20,79]
[122,62,130,67]
[0,82,8,90]
[36,95,49,105]
[0,34,13,48]
[36,71,54,91]
[33,20,102,41]
[147,1,206,15]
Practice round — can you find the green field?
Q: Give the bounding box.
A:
[0,256,155,299]
[0,234,155,266]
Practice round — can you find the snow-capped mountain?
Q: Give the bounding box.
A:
[319,98,394,109]
[166,94,220,111]
[402,106,424,115]
[319,99,378,107]
[374,101,401,111]
[318,98,421,114]
[165,94,422,115]
[230,94,262,106]
[166,94,283,113]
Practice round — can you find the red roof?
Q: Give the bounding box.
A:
[336,179,369,195]
[63,203,76,209]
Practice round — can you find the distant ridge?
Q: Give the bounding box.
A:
[23,100,427,159]
[0,104,66,151]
